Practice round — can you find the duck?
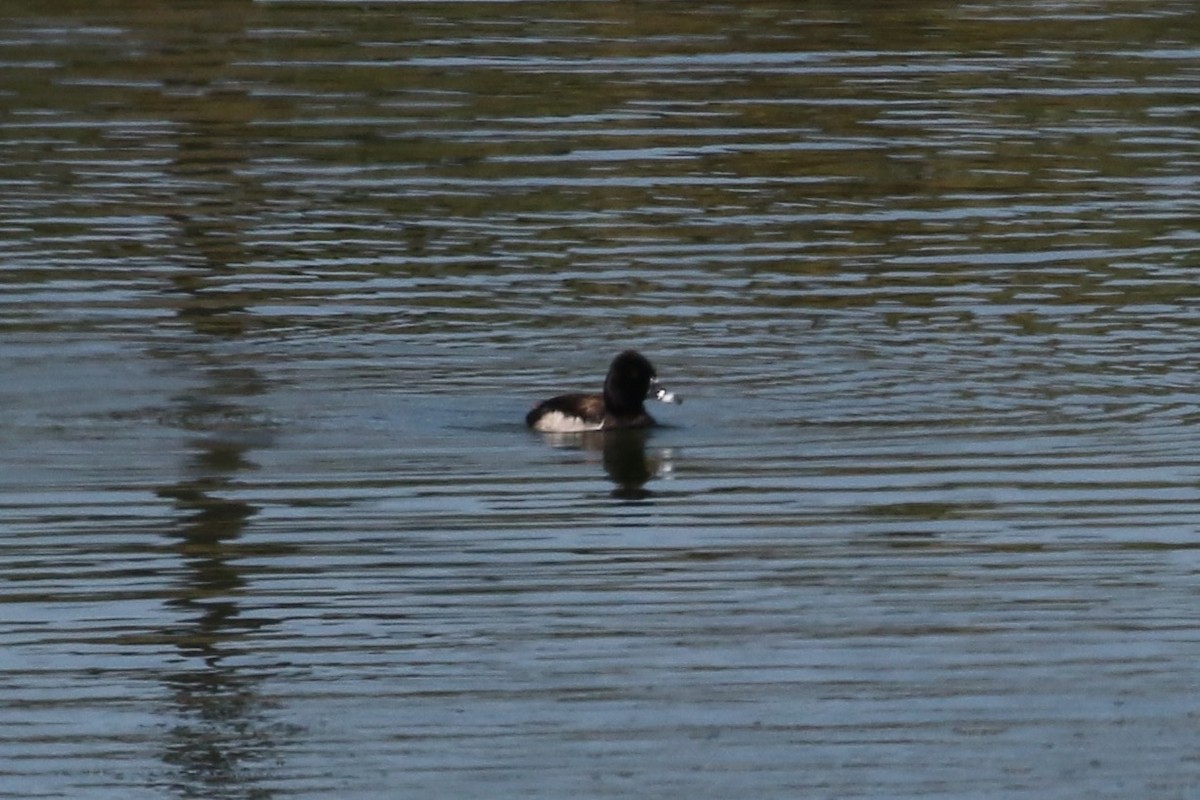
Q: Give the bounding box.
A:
[526,350,681,433]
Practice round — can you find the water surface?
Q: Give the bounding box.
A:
[3,1,1200,797]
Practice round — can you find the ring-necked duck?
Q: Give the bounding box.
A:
[526,350,681,433]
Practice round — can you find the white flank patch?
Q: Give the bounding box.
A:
[532,410,604,433]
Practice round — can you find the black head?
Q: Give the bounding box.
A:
[603,350,657,414]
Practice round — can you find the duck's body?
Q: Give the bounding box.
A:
[526,350,680,433]
[525,393,655,432]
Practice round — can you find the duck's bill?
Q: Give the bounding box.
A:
[652,384,681,404]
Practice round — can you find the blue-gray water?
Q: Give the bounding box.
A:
[3,1,1200,797]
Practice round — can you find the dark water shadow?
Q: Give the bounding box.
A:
[152,314,288,794]
[128,4,291,797]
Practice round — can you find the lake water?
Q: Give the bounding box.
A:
[3,1,1200,797]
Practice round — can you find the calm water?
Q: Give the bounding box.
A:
[3,1,1200,797]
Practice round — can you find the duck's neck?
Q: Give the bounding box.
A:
[603,386,644,415]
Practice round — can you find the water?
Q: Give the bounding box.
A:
[3,1,1200,797]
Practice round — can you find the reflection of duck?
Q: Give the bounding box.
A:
[526,350,681,432]
[602,429,656,500]
[538,428,674,500]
